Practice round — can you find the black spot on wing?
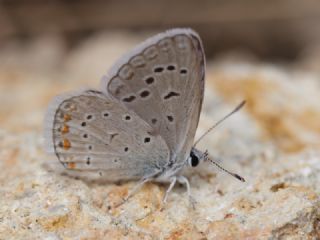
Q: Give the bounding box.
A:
[164,91,180,100]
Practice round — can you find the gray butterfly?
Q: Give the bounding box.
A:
[44,28,244,205]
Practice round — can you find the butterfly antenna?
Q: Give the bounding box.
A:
[203,151,245,182]
[193,100,246,147]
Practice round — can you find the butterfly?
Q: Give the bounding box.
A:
[44,28,245,205]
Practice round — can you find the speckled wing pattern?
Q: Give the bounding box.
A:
[44,90,169,181]
[44,28,205,181]
[101,29,205,164]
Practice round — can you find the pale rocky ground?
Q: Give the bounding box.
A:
[0,31,320,239]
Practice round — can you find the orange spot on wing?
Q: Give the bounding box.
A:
[61,125,69,134]
[63,139,71,150]
[67,162,76,169]
[64,114,71,121]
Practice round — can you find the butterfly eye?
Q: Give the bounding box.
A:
[189,152,199,167]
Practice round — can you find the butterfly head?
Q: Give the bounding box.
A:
[187,148,245,182]
[187,148,206,168]
[186,100,247,181]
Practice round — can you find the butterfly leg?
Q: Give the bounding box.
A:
[177,175,197,209]
[162,176,177,204]
[115,173,158,208]
[123,177,152,203]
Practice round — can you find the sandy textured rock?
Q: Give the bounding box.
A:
[0,32,320,239]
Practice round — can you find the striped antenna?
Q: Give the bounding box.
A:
[193,100,246,147]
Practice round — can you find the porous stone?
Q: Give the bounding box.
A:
[0,32,319,239]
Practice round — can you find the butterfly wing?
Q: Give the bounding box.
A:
[101,28,205,164]
[44,89,170,182]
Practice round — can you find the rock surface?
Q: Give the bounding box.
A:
[0,32,320,239]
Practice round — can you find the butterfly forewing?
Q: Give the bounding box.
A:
[44,90,170,181]
[102,29,205,164]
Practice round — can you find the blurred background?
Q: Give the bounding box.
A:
[0,0,320,152]
[1,0,320,60]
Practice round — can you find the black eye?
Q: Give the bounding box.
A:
[190,152,199,167]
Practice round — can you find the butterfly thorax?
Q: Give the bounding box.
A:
[154,160,186,182]
[154,147,205,182]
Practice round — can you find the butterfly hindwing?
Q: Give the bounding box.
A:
[44,90,170,181]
